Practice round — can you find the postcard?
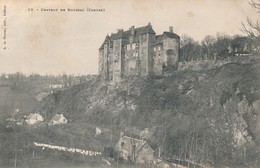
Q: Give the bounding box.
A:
[0,0,259,167]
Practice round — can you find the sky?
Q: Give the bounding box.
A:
[0,0,258,75]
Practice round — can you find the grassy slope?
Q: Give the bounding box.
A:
[0,82,45,122]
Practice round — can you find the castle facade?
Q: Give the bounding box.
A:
[98,23,180,82]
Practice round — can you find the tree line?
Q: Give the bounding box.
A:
[0,72,96,89]
[180,0,260,62]
[179,34,258,62]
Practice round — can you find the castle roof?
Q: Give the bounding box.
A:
[99,24,180,50]
[110,25,156,39]
[51,114,66,122]
[155,35,163,45]
[99,35,110,50]
[154,32,180,46]
[120,136,155,154]
[163,31,180,39]
[99,24,156,50]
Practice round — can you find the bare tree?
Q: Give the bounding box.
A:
[241,1,260,38]
[202,35,216,60]
[241,17,260,38]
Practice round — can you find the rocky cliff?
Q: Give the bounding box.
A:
[38,59,260,167]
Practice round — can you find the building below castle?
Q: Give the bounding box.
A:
[98,23,180,83]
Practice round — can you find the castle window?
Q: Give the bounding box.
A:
[114,54,118,62]
[158,46,161,51]
[126,44,130,51]
[133,52,138,57]
[109,43,113,48]
[130,36,134,43]
[154,47,156,51]
[132,43,136,49]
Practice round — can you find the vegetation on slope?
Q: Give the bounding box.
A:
[39,60,260,167]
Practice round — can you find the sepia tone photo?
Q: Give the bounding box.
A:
[0,0,260,167]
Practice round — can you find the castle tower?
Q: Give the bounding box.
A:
[112,29,124,83]
[153,26,180,75]
[163,26,180,70]
[138,22,156,76]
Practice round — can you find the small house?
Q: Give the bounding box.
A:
[117,135,155,164]
[25,113,44,125]
[49,114,67,126]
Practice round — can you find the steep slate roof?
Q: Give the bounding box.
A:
[51,114,66,122]
[99,25,180,50]
[124,25,156,37]
[155,35,163,45]
[99,25,156,50]
[111,25,156,40]
[26,113,43,120]
[121,136,154,154]
[154,32,180,45]
[99,35,110,50]
[163,31,180,39]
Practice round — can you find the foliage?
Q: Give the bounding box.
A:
[241,0,260,55]
[37,60,259,167]
[180,34,255,62]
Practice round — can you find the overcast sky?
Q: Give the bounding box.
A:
[0,0,258,75]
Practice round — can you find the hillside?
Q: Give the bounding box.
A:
[38,60,260,167]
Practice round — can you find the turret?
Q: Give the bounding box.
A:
[169,26,173,33]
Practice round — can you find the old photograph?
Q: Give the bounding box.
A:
[0,0,260,167]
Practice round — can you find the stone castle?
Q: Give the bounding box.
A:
[98,23,180,82]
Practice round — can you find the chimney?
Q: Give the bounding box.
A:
[130,26,135,35]
[169,26,173,33]
[148,22,152,28]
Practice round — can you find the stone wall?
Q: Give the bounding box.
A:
[139,34,149,76]
[163,37,179,70]
[107,46,114,81]
[98,25,180,82]
[113,39,123,83]
[153,44,164,75]
[124,41,139,76]
[98,50,105,78]
[147,34,155,75]
[103,43,109,80]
